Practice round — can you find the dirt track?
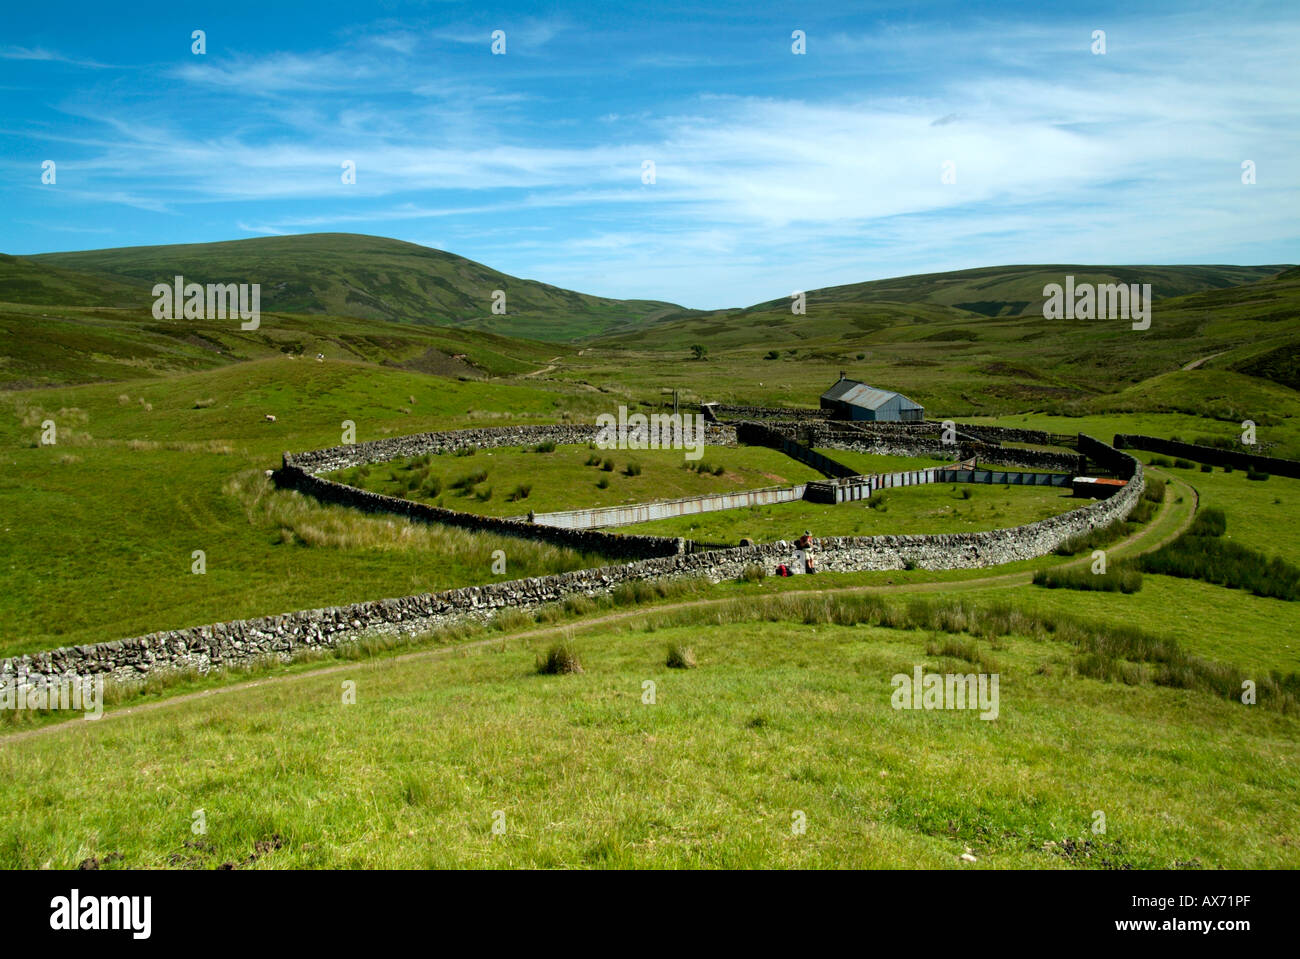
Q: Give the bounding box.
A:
[0,470,1195,746]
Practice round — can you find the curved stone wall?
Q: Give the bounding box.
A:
[0,433,1143,695]
[288,422,738,474]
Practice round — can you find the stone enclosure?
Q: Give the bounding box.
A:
[0,419,1143,694]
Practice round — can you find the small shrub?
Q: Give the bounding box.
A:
[1138,508,1298,600]
[666,643,697,669]
[624,461,643,477]
[474,486,493,502]
[1142,478,1166,503]
[1200,463,1213,473]
[508,483,532,502]
[764,350,779,360]
[1223,464,1234,473]
[536,640,583,675]
[1127,498,1155,524]
[1246,468,1270,481]
[1033,564,1143,594]
[1150,456,1173,468]
[534,441,557,453]
[1173,458,1196,470]
[451,468,489,491]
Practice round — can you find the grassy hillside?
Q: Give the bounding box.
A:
[334,444,823,517]
[0,254,148,308]
[0,299,564,390]
[749,264,1290,317]
[26,234,685,342]
[0,357,623,656]
[573,269,1300,426]
[1,590,1294,869]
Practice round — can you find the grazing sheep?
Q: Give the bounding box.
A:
[265,414,276,422]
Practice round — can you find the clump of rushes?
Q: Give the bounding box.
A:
[586,453,602,466]
[535,440,557,453]
[666,643,697,669]
[451,468,488,491]
[624,461,643,476]
[596,476,610,489]
[601,458,615,472]
[508,483,532,502]
[537,640,583,675]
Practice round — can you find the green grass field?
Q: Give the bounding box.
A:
[331,443,822,517]
[633,483,1080,543]
[0,358,626,656]
[2,593,1294,868]
[2,238,1299,870]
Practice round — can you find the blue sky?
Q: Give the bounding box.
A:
[1,0,1297,308]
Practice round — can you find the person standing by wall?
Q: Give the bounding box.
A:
[795,529,816,574]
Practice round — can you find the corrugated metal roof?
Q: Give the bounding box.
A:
[822,379,923,411]
[839,384,901,409]
[821,378,863,402]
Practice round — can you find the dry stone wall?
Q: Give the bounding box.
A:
[0,430,1142,695]
[792,422,1084,473]
[290,423,737,474]
[1114,434,1300,479]
[705,404,832,421]
[2,445,1142,693]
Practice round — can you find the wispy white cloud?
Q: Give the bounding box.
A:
[5,6,1297,307]
[0,45,113,68]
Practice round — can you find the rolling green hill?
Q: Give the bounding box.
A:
[745,264,1291,318]
[0,299,565,390]
[0,253,148,308]
[576,267,1300,424]
[24,234,686,342]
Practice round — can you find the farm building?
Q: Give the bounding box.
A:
[820,374,924,422]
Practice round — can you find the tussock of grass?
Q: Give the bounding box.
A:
[1033,564,1143,593]
[224,471,600,575]
[666,642,696,669]
[640,592,1298,712]
[924,635,998,672]
[536,639,583,675]
[1139,507,1298,600]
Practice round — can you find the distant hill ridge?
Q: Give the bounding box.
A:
[22,233,683,342]
[2,233,1292,345]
